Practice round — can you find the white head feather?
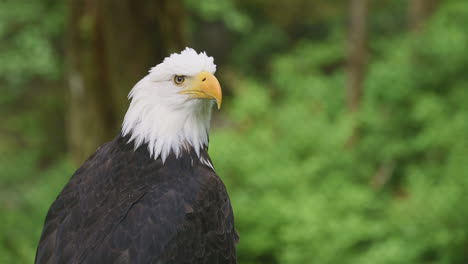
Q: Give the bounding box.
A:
[121,48,217,163]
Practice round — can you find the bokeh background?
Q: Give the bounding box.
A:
[1,0,468,263]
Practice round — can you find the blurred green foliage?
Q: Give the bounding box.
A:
[211,1,468,263]
[0,0,63,97]
[0,1,67,263]
[1,0,468,263]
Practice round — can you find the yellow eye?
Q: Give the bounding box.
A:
[174,75,185,85]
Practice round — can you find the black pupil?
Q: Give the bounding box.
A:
[176,76,184,83]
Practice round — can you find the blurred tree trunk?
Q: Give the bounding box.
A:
[345,0,368,148]
[346,0,368,112]
[67,0,186,164]
[409,0,439,32]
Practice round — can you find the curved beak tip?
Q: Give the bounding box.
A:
[180,71,223,110]
[199,72,222,110]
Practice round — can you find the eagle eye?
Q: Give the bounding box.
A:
[173,75,185,85]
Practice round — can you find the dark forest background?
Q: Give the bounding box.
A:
[1,0,468,263]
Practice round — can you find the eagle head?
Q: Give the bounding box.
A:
[122,48,222,163]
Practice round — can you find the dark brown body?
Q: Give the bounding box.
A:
[35,135,238,264]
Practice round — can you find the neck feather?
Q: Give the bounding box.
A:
[122,99,213,164]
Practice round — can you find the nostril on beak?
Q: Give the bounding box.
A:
[202,78,206,82]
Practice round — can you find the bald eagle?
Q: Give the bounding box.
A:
[35,48,238,264]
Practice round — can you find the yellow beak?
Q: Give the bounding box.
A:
[179,71,222,109]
